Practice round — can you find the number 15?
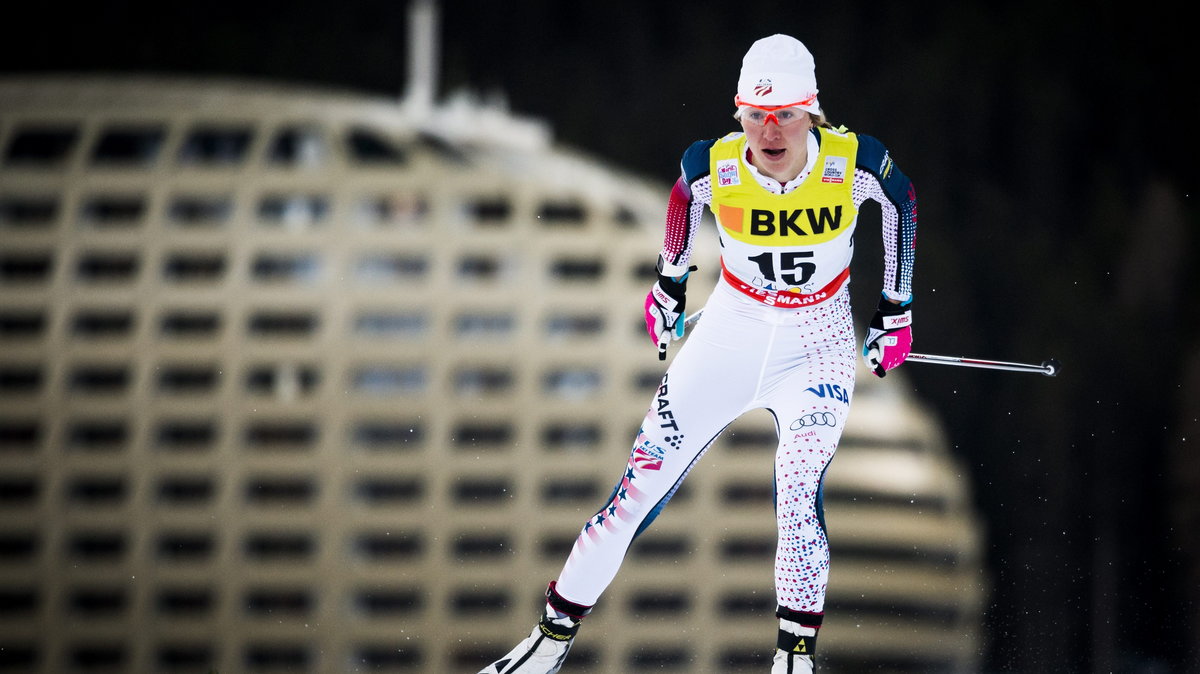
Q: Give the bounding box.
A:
[748,251,815,286]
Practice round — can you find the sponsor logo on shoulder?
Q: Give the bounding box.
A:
[879,152,894,179]
[716,158,740,187]
[821,156,847,184]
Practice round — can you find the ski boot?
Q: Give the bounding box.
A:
[477,582,593,674]
[770,606,822,674]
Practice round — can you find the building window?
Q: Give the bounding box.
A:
[350,366,427,395]
[76,251,139,283]
[178,125,253,165]
[353,193,428,229]
[156,644,215,670]
[242,532,314,561]
[549,257,605,282]
[353,587,423,616]
[67,530,126,562]
[353,311,428,339]
[543,368,603,399]
[246,311,319,338]
[453,367,514,396]
[453,312,514,339]
[0,476,38,507]
[721,481,775,506]
[452,478,513,505]
[632,369,664,391]
[68,585,127,618]
[91,125,165,166]
[159,310,221,338]
[464,197,512,226]
[353,478,423,506]
[163,252,226,283]
[537,200,587,226]
[156,533,214,562]
[0,311,46,340]
[451,533,512,561]
[0,366,42,395]
[352,646,423,670]
[66,420,128,452]
[168,195,233,228]
[345,127,406,165]
[351,532,423,561]
[71,310,135,339]
[66,476,127,507]
[243,644,311,670]
[244,364,320,399]
[243,421,318,451]
[631,260,658,282]
[449,588,511,613]
[540,478,600,504]
[257,194,329,230]
[79,195,146,229]
[544,314,604,340]
[244,588,313,617]
[0,252,53,284]
[457,254,512,283]
[250,253,321,285]
[4,125,79,166]
[541,423,602,452]
[156,588,214,615]
[615,204,639,228]
[69,365,130,394]
[628,591,691,615]
[154,420,218,453]
[353,253,428,284]
[0,195,58,230]
[450,422,513,449]
[0,419,41,452]
[267,125,327,167]
[350,421,424,452]
[244,476,317,506]
[157,364,220,394]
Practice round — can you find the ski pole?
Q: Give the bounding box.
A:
[907,353,1061,376]
[683,307,1059,376]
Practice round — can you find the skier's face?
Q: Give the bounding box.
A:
[738,106,814,183]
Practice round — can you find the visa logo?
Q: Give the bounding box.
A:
[805,383,849,404]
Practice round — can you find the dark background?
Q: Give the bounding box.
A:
[4,1,1195,671]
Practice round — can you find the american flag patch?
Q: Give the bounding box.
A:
[632,447,662,471]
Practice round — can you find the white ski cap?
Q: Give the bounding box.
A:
[735,34,821,112]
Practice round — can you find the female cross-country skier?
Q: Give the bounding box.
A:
[479,33,917,674]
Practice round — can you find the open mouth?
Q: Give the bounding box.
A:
[762,148,786,159]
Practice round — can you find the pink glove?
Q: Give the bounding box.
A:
[644,263,696,360]
[862,296,912,377]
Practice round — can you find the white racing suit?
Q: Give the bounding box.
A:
[560,278,857,613]
[555,125,918,619]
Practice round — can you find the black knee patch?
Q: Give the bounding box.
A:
[777,628,818,656]
[546,581,593,619]
[776,605,821,656]
[776,605,823,628]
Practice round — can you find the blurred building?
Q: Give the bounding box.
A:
[0,74,986,673]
